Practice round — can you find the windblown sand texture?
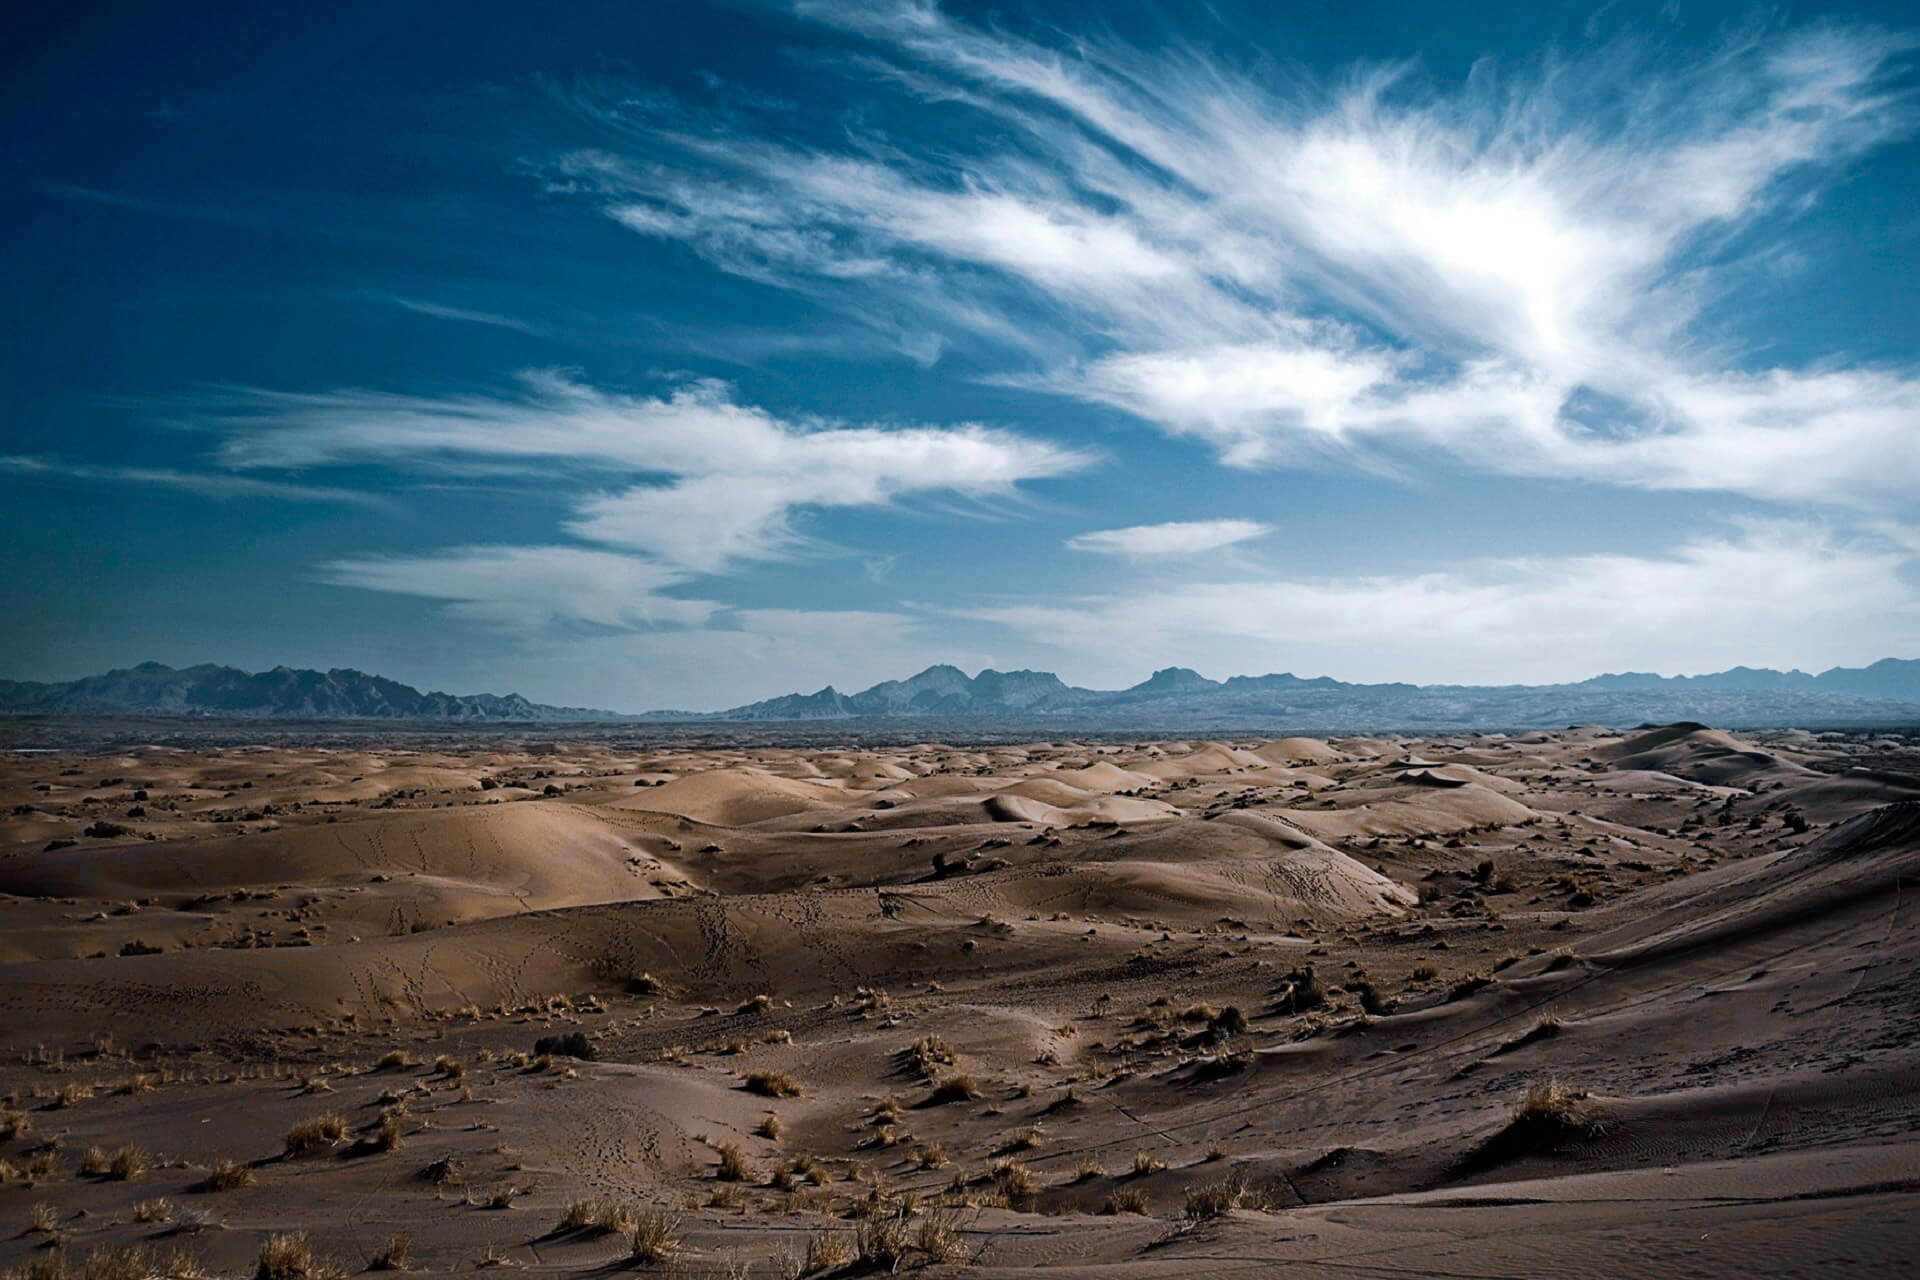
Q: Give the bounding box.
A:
[1,723,1917,1276]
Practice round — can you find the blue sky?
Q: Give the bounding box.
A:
[3,0,1918,711]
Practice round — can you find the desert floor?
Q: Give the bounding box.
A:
[1,722,1917,1277]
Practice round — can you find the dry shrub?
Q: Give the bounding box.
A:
[0,1109,29,1140]
[991,1157,1036,1198]
[108,1146,150,1181]
[913,1143,948,1170]
[30,1200,59,1232]
[901,1035,955,1078]
[1514,1080,1609,1139]
[628,1210,682,1264]
[80,1145,112,1175]
[1130,1150,1165,1176]
[375,1050,411,1071]
[560,1198,634,1234]
[738,994,775,1016]
[255,1232,346,1280]
[203,1158,254,1191]
[802,1228,852,1274]
[744,1071,802,1098]
[368,1234,410,1271]
[284,1112,347,1155]
[1102,1187,1150,1215]
[715,1140,752,1182]
[133,1197,173,1223]
[928,1074,979,1104]
[762,1029,793,1044]
[755,1114,784,1141]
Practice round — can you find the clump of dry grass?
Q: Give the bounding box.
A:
[433,1055,465,1083]
[1513,1080,1609,1140]
[928,1074,979,1104]
[0,1108,29,1140]
[255,1232,346,1280]
[1072,1156,1105,1182]
[991,1157,1036,1198]
[368,1234,410,1271]
[913,1143,948,1170]
[202,1158,254,1191]
[370,1106,407,1153]
[628,1210,682,1264]
[708,1181,742,1209]
[108,1145,150,1180]
[762,1029,793,1045]
[802,1228,852,1274]
[30,1200,59,1233]
[54,1081,93,1109]
[284,1112,348,1155]
[755,1114,784,1141]
[375,1049,412,1071]
[738,993,775,1016]
[560,1198,634,1234]
[715,1140,752,1182]
[80,1144,112,1176]
[901,1035,956,1078]
[1183,1175,1275,1219]
[133,1197,173,1223]
[1130,1151,1165,1176]
[744,1071,802,1098]
[1102,1187,1150,1215]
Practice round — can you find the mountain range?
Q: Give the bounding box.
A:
[2,658,1918,729]
[0,662,617,721]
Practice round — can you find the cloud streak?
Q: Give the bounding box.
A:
[204,372,1093,573]
[563,8,1917,507]
[1067,519,1272,557]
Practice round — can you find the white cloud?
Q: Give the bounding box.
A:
[1068,519,1273,557]
[565,10,1919,508]
[318,545,717,630]
[207,372,1093,573]
[973,522,1920,687]
[0,454,380,505]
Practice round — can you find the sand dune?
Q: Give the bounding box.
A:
[1,723,1915,1278]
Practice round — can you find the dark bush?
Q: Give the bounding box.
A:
[534,1031,595,1061]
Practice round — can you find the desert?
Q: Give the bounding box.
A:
[1,721,1916,1278]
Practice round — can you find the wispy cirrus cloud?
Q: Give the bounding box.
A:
[558,6,1918,507]
[1067,519,1272,557]
[0,454,381,505]
[319,544,716,630]
[206,371,1092,574]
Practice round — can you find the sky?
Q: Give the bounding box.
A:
[2,0,1918,711]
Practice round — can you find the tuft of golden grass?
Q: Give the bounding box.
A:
[108,1146,150,1181]
[284,1112,348,1155]
[1102,1187,1150,1215]
[0,1108,28,1140]
[802,1227,852,1274]
[203,1157,254,1191]
[928,1074,979,1104]
[255,1231,347,1280]
[375,1049,412,1071]
[1130,1150,1165,1176]
[744,1070,802,1098]
[628,1209,682,1264]
[133,1197,173,1223]
[560,1198,635,1234]
[755,1114,784,1141]
[369,1234,410,1271]
[715,1140,752,1182]
[30,1200,59,1232]
[80,1144,112,1176]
